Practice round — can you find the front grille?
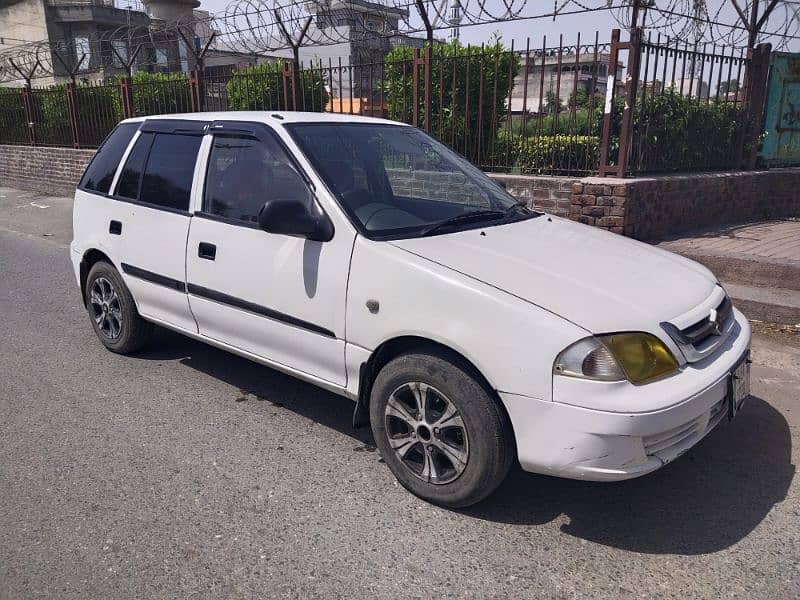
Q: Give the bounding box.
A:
[662,294,736,363]
[682,295,733,348]
[644,398,726,459]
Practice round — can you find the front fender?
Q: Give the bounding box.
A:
[345,236,588,401]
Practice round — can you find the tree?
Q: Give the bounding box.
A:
[728,0,783,49]
[382,40,520,162]
[544,91,562,115]
[717,78,740,96]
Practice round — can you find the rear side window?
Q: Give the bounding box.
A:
[138,133,202,211]
[78,122,139,194]
[116,132,153,200]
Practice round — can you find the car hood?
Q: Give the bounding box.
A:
[389,215,717,333]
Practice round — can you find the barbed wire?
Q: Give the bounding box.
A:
[0,0,798,84]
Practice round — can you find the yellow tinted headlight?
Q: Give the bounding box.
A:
[599,333,679,385]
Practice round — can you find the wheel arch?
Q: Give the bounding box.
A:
[352,335,507,431]
[79,248,115,306]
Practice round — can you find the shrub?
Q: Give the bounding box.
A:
[383,40,520,162]
[226,62,328,112]
[0,87,29,144]
[117,71,192,116]
[511,135,600,175]
[631,92,745,172]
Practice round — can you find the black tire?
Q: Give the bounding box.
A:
[85,261,153,354]
[369,350,515,508]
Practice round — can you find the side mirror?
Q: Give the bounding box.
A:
[258,196,334,242]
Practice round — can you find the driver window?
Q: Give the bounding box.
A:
[204,134,310,224]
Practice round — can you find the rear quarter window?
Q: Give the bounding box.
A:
[78,122,140,194]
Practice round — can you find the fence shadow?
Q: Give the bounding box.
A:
[132,328,793,555]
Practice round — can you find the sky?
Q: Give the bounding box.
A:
[196,0,800,53]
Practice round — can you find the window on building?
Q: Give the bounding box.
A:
[156,48,169,71]
[111,40,128,68]
[203,134,310,224]
[78,123,139,194]
[138,134,202,211]
[74,37,91,71]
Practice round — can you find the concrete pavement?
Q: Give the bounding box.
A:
[659,220,800,325]
[0,187,798,599]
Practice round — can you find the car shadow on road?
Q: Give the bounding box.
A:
[136,328,375,446]
[135,330,793,556]
[464,395,794,555]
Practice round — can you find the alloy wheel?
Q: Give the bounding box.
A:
[89,277,123,340]
[384,382,470,485]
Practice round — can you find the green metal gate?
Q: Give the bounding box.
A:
[760,52,800,166]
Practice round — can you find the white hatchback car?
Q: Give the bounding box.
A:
[71,112,751,507]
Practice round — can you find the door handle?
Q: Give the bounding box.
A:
[198,242,217,260]
[109,220,122,235]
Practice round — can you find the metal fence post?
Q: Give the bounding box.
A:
[616,27,642,177]
[119,77,134,119]
[21,85,36,146]
[423,46,432,132]
[412,48,420,128]
[741,43,772,170]
[598,29,621,176]
[282,62,297,111]
[188,69,203,112]
[65,82,81,148]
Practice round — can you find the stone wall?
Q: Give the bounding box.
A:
[487,174,580,218]
[2,144,798,242]
[386,168,485,205]
[572,170,800,240]
[0,144,95,196]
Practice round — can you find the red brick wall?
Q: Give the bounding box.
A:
[2,144,798,242]
[488,174,579,218]
[0,144,95,196]
[572,171,800,240]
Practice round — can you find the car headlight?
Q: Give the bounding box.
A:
[554,333,679,385]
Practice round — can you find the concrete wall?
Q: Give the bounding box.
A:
[0,0,52,87]
[1,144,798,241]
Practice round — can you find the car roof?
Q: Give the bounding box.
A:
[121,111,409,127]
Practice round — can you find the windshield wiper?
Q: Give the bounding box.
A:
[419,203,534,237]
[420,209,508,237]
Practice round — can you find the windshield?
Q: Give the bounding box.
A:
[286,123,537,239]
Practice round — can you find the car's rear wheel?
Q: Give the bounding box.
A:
[85,261,152,354]
[369,350,514,508]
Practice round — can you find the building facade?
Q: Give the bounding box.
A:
[510,51,624,113]
[297,0,425,112]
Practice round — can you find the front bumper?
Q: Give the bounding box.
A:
[502,309,751,481]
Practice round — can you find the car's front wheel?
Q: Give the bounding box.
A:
[85,261,153,354]
[369,350,514,508]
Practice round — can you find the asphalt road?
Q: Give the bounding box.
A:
[1,187,799,599]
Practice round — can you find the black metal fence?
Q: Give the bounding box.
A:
[0,28,772,177]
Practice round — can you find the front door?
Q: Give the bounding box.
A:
[185,123,353,387]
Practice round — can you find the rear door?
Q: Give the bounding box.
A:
[185,122,354,387]
[109,119,207,332]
